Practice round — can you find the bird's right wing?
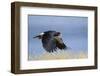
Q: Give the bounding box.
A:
[54,36,67,50]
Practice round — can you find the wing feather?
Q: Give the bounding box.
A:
[54,36,67,50]
[42,36,57,52]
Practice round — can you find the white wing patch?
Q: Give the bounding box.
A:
[40,32,44,36]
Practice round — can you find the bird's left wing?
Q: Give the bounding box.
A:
[54,36,67,50]
[42,36,57,52]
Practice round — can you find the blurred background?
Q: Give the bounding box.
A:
[28,15,88,59]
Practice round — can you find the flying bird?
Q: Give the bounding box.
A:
[33,30,67,52]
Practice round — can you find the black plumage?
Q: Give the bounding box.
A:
[33,30,67,52]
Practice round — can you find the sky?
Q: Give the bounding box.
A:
[28,15,88,56]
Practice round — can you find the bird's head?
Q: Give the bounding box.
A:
[33,32,44,39]
[44,31,61,38]
[54,32,60,36]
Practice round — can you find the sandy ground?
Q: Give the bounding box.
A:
[29,50,88,60]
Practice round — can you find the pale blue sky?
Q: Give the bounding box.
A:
[28,15,88,56]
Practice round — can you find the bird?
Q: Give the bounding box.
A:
[33,30,67,52]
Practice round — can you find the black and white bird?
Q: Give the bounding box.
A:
[33,30,67,52]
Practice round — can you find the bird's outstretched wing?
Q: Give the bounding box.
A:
[42,37,57,52]
[54,36,67,50]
